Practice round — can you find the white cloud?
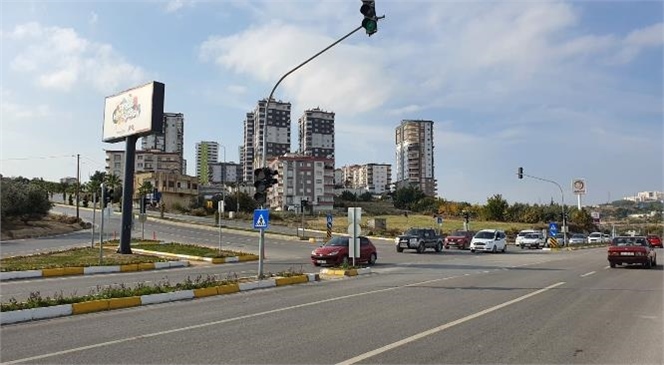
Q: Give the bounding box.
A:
[6,22,148,94]
[227,84,247,94]
[165,0,197,13]
[199,21,394,115]
[89,11,98,25]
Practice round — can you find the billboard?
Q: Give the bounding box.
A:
[572,179,586,195]
[103,81,165,143]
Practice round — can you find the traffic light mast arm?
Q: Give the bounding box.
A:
[521,171,568,245]
[262,23,370,168]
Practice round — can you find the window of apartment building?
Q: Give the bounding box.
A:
[168,181,174,188]
[307,171,312,176]
[137,155,143,160]
[114,162,121,168]
[315,162,323,168]
[114,155,121,161]
[137,163,143,168]
[307,162,312,167]
[307,188,312,193]
[315,179,322,184]
[316,188,323,194]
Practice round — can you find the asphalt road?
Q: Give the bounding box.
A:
[1,247,662,364]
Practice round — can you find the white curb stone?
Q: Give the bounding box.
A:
[31,304,73,321]
[0,309,32,325]
[0,270,43,281]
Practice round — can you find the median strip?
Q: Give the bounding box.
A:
[0,273,320,325]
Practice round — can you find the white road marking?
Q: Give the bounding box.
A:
[604,266,610,269]
[3,272,515,364]
[336,281,566,365]
[580,271,596,277]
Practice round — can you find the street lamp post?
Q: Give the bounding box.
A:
[219,145,226,255]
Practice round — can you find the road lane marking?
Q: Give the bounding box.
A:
[335,281,567,365]
[580,271,596,277]
[604,266,610,269]
[2,271,500,364]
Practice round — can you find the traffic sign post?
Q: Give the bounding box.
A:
[347,207,362,266]
[326,213,333,240]
[253,209,270,229]
[549,223,559,249]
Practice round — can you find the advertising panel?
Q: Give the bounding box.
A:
[572,179,586,195]
[103,81,165,143]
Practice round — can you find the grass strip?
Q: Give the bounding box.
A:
[1,247,171,272]
[130,242,253,258]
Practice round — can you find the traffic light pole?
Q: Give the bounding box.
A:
[257,23,371,278]
[522,173,568,248]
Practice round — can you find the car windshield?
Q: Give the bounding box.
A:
[612,237,647,246]
[589,233,601,237]
[451,231,469,236]
[404,229,421,236]
[475,231,495,239]
[524,233,539,239]
[324,237,349,247]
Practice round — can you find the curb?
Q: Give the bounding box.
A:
[0,273,320,325]
[320,267,372,277]
[130,249,259,264]
[0,261,189,281]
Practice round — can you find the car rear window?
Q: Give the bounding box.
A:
[612,237,647,246]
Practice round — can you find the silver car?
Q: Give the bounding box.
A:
[568,234,587,245]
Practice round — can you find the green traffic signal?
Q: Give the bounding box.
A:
[362,18,377,34]
[360,0,378,36]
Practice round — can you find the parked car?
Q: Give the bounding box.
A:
[311,236,377,266]
[568,234,587,245]
[515,229,538,246]
[646,235,662,248]
[395,228,444,253]
[587,232,604,244]
[444,230,475,250]
[608,236,657,269]
[520,232,545,249]
[470,229,507,253]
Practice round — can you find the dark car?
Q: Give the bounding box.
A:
[395,228,443,253]
[646,235,662,248]
[444,230,474,250]
[608,236,657,269]
[311,236,377,266]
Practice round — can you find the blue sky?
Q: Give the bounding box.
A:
[1,0,662,206]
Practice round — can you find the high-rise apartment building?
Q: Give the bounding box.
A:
[141,112,185,174]
[241,112,255,182]
[298,108,334,161]
[195,141,219,185]
[105,150,183,182]
[242,99,291,182]
[209,162,242,185]
[395,119,437,196]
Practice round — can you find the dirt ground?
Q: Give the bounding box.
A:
[1,215,90,241]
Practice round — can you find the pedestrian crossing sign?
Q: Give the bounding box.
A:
[253,209,269,229]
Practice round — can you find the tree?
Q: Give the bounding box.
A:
[484,194,509,221]
[359,192,373,202]
[340,190,357,201]
[105,173,122,204]
[0,178,52,221]
[138,181,154,197]
[393,185,425,210]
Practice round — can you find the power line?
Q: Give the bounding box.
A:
[0,154,75,161]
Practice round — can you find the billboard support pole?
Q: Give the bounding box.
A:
[118,135,137,254]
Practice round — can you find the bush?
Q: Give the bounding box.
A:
[0,178,53,221]
[191,208,207,217]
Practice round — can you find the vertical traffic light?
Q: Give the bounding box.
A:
[517,167,523,179]
[253,168,268,205]
[102,187,114,208]
[360,0,378,36]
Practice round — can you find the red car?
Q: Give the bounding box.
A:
[646,235,662,248]
[311,236,377,266]
[608,236,657,269]
[444,230,475,250]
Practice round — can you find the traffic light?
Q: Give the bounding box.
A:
[265,168,278,190]
[253,168,268,205]
[517,167,523,179]
[360,0,378,36]
[140,195,148,214]
[462,211,470,223]
[103,187,113,208]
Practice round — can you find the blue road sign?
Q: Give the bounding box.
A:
[326,214,333,227]
[253,209,269,229]
[549,222,558,236]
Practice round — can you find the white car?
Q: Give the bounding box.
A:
[515,229,538,246]
[470,229,507,253]
[519,232,545,249]
[588,232,603,244]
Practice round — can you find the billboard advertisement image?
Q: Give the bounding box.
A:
[103,81,165,143]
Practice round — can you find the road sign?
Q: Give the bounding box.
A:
[218,200,225,213]
[253,209,269,229]
[549,222,558,236]
[572,179,586,195]
[347,207,362,259]
[326,213,333,227]
[436,216,443,225]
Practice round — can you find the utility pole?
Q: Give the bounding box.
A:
[76,153,80,220]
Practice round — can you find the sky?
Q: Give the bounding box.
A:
[1,0,662,206]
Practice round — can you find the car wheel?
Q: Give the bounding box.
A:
[417,242,425,254]
[313,261,321,267]
[609,262,616,268]
[470,249,476,253]
[520,245,524,249]
[435,242,442,253]
[368,253,377,265]
[445,245,450,250]
[396,246,403,253]
[654,257,657,266]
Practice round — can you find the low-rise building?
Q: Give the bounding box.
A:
[134,171,198,211]
[105,150,183,181]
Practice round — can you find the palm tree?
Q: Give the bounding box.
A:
[104,173,122,203]
[138,181,154,197]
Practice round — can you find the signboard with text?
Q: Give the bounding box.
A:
[103,81,165,143]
